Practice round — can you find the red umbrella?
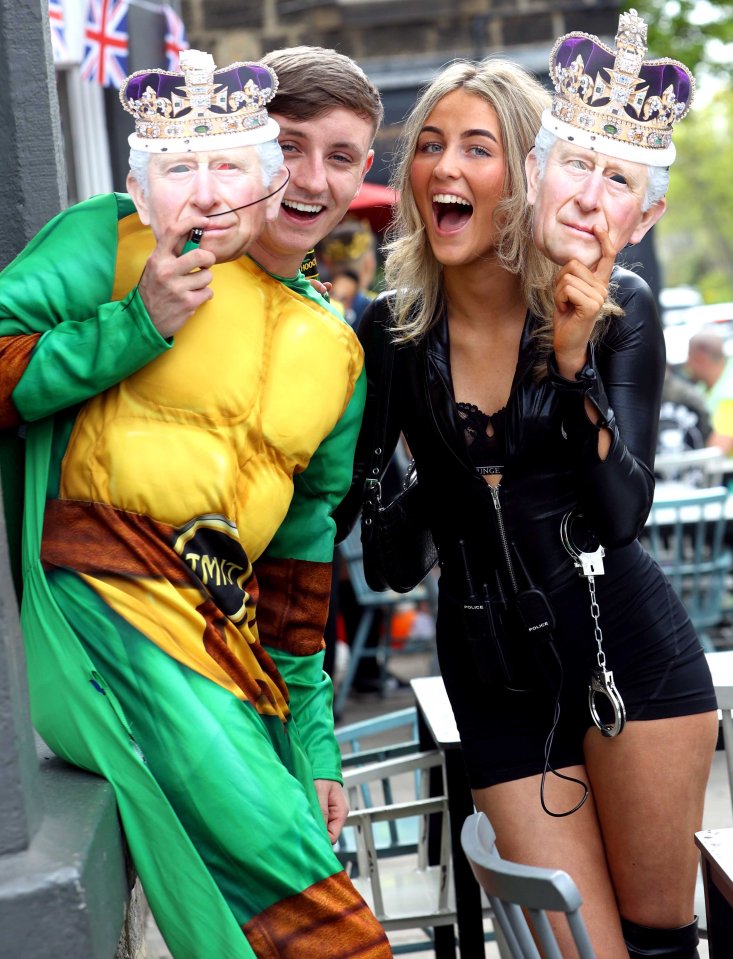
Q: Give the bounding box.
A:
[347,181,399,234]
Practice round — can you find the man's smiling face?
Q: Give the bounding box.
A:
[248,107,374,277]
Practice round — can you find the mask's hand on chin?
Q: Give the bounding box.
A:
[551,227,617,379]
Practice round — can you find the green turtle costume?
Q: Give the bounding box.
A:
[0,50,391,959]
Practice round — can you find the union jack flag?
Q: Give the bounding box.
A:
[80,0,130,89]
[48,0,70,65]
[163,5,189,72]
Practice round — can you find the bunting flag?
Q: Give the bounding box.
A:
[48,0,70,64]
[80,0,130,89]
[163,4,189,72]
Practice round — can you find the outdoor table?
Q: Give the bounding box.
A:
[411,675,485,959]
[695,828,733,958]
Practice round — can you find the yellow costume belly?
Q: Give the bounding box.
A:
[50,214,362,714]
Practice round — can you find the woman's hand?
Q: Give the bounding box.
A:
[552,227,616,379]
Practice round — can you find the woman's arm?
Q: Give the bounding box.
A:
[549,268,665,546]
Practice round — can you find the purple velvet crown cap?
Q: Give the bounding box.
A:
[544,11,695,165]
[553,34,694,119]
[122,62,276,113]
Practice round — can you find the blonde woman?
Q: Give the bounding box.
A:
[337,35,715,959]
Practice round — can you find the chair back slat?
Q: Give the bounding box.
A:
[644,486,732,640]
[461,812,596,959]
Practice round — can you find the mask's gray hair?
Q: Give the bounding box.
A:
[532,126,668,212]
[128,139,284,197]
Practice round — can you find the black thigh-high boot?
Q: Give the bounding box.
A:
[621,917,699,959]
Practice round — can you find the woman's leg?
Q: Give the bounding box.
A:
[584,712,718,951]
[472,770,629,959]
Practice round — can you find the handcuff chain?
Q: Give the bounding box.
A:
[560,509,626,738]
[587,574,606,670]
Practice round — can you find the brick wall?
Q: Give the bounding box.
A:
[182,0,620,76]
[180,0,621,183]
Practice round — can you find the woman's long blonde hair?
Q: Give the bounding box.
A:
[384,58,555,342]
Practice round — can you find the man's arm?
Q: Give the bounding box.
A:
[0,194,171,428]
[254,367,366,837]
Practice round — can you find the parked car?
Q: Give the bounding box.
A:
[663,301,733,367]
[660,285,703,316]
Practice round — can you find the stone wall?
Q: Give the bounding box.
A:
[0,4,144,955]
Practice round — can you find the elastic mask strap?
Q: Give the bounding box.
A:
[206,168,291,218]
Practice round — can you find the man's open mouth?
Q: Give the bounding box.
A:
[282,199,325,221]
[433,193,473,232]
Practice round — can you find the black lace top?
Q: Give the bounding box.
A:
[456,401,505,476]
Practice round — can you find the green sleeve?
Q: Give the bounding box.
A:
[0,193,170,422]
[270,647,342,782]
[260,368,365,779]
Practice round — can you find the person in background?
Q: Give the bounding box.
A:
[318,217,380,325]
[250,45,384,689]
[686,330,733,455]
[657,364,712,456]
[0,49,391,959]
[337,11,715,958]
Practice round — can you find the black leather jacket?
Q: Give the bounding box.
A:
[335,267,665,597]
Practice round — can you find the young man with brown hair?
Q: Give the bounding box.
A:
[249,46,383,280]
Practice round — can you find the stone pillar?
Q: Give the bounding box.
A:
[0,0,65,270]
[0,0,63,860]
[0,5,142,956]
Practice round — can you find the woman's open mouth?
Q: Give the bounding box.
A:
[433,193,473,233]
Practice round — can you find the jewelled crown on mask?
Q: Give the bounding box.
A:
[542,9,694,166]
[119,49,280,153]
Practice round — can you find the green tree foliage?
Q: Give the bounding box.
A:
[628,0,733,80]
[655,86,733,300]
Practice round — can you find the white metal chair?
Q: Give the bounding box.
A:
[341,751,507,956]
[460,811,596,959]
[643,486,733,647]
[336,706,419,769]
[335,708,422,870]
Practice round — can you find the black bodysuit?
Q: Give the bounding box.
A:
[336,268,716,788]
